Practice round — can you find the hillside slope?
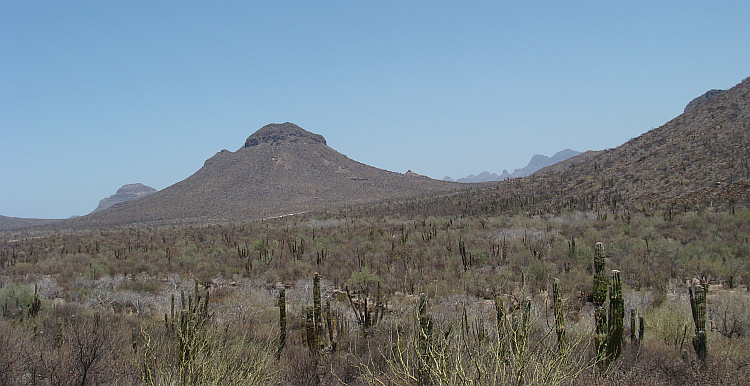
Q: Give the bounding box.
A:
[501,77,750,212]
[348,77,750,218]
[75,123,459,225]
[0,215,63,232]
[556,77,750,208]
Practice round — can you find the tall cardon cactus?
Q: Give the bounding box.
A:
[689,281,707,361]
[607,270,624,364]
[593,242,608,362]
[277,286,286,359]
[553,278,566,353]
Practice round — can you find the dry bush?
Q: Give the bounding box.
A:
[0,318,26,385]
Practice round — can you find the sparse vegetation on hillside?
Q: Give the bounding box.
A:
[2,205,749,384]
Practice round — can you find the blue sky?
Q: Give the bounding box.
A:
[2,1,749,219]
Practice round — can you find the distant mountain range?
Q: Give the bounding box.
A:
[444,149,582,183]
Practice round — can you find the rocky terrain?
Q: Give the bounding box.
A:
[684,89,724,113]
[92,183,157,213]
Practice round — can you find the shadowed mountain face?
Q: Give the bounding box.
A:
[79,123,458,225]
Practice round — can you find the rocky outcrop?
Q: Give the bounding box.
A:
[93,183,157,213]
[244,122,326,147]
[684,89,724,113]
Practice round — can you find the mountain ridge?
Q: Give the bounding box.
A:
[0,215,63,232]
[67,123,459,226]
[445,149,582,183]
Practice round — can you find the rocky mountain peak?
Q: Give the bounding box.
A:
[684,89,724,113]
[244,122,327,148]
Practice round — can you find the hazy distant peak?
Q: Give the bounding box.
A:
[93,183,156,213]
[447,149,582,183]
[244,122,327,148]
[527,154,552,168]
[551,149,581,162]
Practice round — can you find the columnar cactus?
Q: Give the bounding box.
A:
[161,283,210,385]
[495,295,506,357]
[459,237,469,272]
[689,282,707,361]
[56,316,63,347]
[607,270,624,363]
[305,307,316,354]
[512,298,532,386]
[520,298,531,352]
[553,278,566,353]
[639,315,645,343]
[593,242,608,362]
[593,243,608,305]
[417,293,431,386]
[28,284,41,317]
[325,300,337,352]
[313,272,323,349]
[277,286,286,359]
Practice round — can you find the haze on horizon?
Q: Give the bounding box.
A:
[2,1,749,219]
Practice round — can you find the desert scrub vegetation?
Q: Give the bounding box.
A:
[1,207,749,384]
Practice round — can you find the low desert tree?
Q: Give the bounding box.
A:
[346,267,385,335]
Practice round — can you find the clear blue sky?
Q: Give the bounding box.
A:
[2,1,749,219]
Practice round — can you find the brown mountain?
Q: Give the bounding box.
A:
[540,77,750,209]
[684,89,724,113]
[497,77,750,212]
[76,123,459,225]
[356,77,750,218]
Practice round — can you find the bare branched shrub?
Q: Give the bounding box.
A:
[354,296,595,385]
[708,290,750,339]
